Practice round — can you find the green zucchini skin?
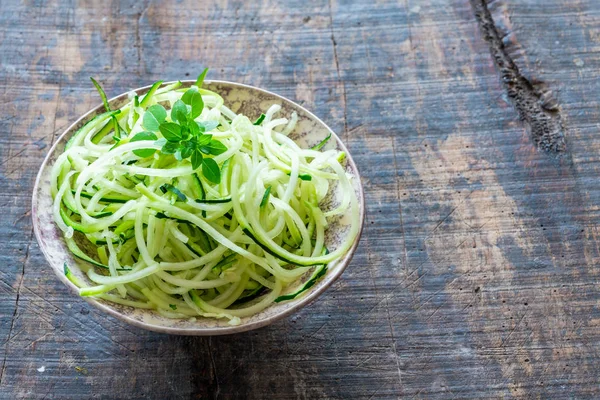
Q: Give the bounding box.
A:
[233,286,267,305]
[74,190,131,204]
[275,248,329,302]
[65,110,120,150]
[242,228,322,266]
[274,264,327,303]
[65,236,131,271]
[194,198,231,204]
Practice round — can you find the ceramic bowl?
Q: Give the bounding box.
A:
[32,80,365,335]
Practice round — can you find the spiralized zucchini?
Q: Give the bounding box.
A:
[52,76,359,324]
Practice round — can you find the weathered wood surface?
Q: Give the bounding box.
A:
[2,0,600,398]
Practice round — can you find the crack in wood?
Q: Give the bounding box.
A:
[391,137,410,283]
[327,0,348,138]
[0,226,33,386]
[470,0,567,153]
[135,1,149,75]
[49,6,73,150]
[207,337,221,400]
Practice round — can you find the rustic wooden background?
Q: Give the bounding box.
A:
[2,0,600,398]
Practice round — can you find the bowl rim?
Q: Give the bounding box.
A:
[32,79,365,335]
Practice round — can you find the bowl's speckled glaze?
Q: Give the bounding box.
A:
[32,80,365,335]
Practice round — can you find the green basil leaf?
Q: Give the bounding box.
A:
[196,134,212,147]
[201,158,220,184]
[159,122,183,142]
[181,86,198,104]
[181,148,194,159]
[188,119,200,136]
[189,91,204,119]
[143,113,160,132]
[130,131,158,158]
[197,120,219,133]
[191,150,203,170]
[171,99,188,125]
[181,141,195,159]
[202,139,227,155]
[161,141,179,154]
[142,104,167,131]
[180,125,191,141]
[182,88,204,119]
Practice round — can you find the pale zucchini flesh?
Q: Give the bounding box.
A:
[52,75,360,324]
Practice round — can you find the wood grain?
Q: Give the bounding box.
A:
[2,0,600,398]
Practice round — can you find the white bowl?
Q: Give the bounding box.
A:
[32,80,365,335]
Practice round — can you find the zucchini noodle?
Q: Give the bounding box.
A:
[53,79,359,325]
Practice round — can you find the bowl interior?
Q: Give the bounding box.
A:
[32,80,364,335]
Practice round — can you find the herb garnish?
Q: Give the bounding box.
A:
[137,71,227,184]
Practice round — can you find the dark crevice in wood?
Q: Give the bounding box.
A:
[135,1,149,76]
[327,0,348,138]
[390,137,409,286]
[0,226,33,386]
[0,146,29,167]
[470,0,567,153]
[207,337,221,400]
[49,6,73,149]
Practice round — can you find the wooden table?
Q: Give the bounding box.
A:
[2,0,600,398]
